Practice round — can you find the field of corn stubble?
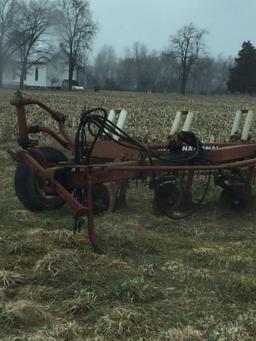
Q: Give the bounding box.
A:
[1,89,256,340]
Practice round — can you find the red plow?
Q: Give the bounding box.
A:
[10,91,256,251]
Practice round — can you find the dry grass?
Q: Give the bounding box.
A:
[2,321,86,340]
[6,210,36,222]
[95,306,151,339]
[33,249,84,279]
[1,89,256,340]
[160,325,204,340]
[0,271,25,288]
[112,276,163,303]
[63,287,97,316]
[4,299,51,325]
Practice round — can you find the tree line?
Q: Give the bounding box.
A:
[0,0,253,94]
[92,42,232,94]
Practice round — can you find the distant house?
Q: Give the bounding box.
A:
[2,49,81,88]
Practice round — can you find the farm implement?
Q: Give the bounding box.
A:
[9,91,256,251]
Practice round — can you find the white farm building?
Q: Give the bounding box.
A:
[2,50,79,89]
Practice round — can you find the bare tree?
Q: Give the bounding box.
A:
[156,50,180,92]
[118,42,159,91]
[94,45,117,89]
[57,0,97,90]
[187,56,232,94]
[10,0,51,88]
[170,23,207,94]
[131,42,148,90]
[0,0,19,87]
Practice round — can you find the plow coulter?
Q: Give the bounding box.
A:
[9,91,256,251]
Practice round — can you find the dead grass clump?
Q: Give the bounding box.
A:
[18,285,60,302]
[42,321,85,340]
[109,258,131,269]
[160,260,210,284]
[189,247,219,257]
[0,303,13,325]
[34,250,83,280]
[48,229,87,248]
[217,275,256,302]
[113,276,160,303]
[3,332,56,341]
[5,299,51,325]
[26,228,50,240]
[160,260,187,276]
[212,326,252,341]
[64,288,97,316]
[2,322,86,340]
[7,210,36,222]
[8,241,47,256]
[138,263,155,277]
[211,310,256,340]
[226,255,254,272]
[0,270,24,288]
[160,325,204,340]
[95,306,150,338]
[0,287,5,300]
[2,334,52,341]
[188,247,232,268]
[25,228,88,250]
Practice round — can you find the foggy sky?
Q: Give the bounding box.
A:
[89,0,256,58]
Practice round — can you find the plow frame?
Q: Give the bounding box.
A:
[10,91,256,251]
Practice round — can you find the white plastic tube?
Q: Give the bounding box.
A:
[241,110,254,141]
[108,109,116,123]
[182,111,194,132]
[113,109,128,141]
[170,111,182,135]
[230,110,242,137]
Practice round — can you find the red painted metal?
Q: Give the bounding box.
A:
[11,91,74,151]
[10,91,256,250]
[27,126,69,149]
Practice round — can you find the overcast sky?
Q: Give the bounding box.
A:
[89,0,256,58]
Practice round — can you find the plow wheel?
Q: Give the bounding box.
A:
[91,184,111,214]
[15,146,68,211]
[219,185,252,211]
[78,184,111,215]
[109,181,128,212]
[152,182,183,216]
[77,181,128,215]
[152,173,211,218]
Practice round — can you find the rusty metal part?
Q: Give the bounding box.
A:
[10,91,65,123]
[27,126,69,149]
[10,91,74,151]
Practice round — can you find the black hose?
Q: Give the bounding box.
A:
[74,108,210,220]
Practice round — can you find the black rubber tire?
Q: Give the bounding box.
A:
[152,183,183,216]
[14,146,68,211]
[219,186,252,211]
[76,184,111,215]
[91,184,111,215]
